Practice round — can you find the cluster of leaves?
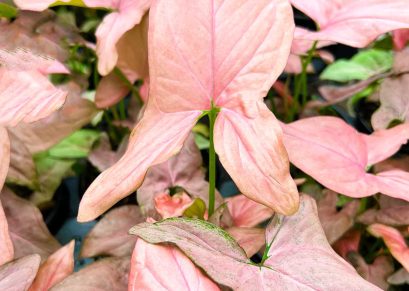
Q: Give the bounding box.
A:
[1,0,409,290]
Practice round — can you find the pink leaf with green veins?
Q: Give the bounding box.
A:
[290,0,409,48]
[283,116,409,201]
[130,195,380,290]
[79,0,298,221]
[226,194,273,228]
[29,241,75,291]
[80,205,144,258]
[129,239,220,291]
[0,254,41,291]
[368,224,409,272]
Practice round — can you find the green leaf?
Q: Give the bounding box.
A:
[50,0,87,8]
[0,3,17,19]
[320,49,393,82]
[194,133,210,150]
[48,129,100,159]
[183,198,207,219]
[32,152,75,205]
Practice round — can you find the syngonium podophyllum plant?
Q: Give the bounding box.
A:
[2,0,409,290]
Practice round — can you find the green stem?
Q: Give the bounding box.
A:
[208,106,218,216]
[119,99,126,120]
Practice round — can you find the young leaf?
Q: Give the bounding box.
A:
[52,257,130,291]
[183,198,207,220]
[29,241,75,291]
[81,205,144,258]
[320,50,393,82]
[0,254,41,291]
[130,195,380,290]
[129,239,220,291]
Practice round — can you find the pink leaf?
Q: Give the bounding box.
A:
[154,192,194,219]
[131,195,380,290]
[0,199,13,266]
[0,254,41,291]
[226,227,265,258]
[1,188,60,260]
[226,194,273,228]
[0,127,10,189]
[393,29,409,51]
[81,205,144,258]
[52,257,130,291]
[138,134,221,216]
[0,68,67,127]
[347,252,394,290]
[29,240,75,291]
[14,0,75,10]
[95,72,131,109]
[215,104,298,215]
[78,106,201,222]
[283,116,409,201]
[9,82,97,154]
[368,224,409,271]
[317,190,360,244]
[290,0,409,47]
[129,239,220,291]
[332,230,361,259]
[358,196,409,226]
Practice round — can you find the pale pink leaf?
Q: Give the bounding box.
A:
[291,0,409,47]
[95,0,151,75]
[52,257,129,291]
[283,116,409,201]
[0,254,41,291]
[78,106,201,222]
[215,104,299,215]
[29,241,75,291]
[1,188,60,260]
[0,127,10,189]
[81,205,144,258]
[388,268,409,285]
[226,227,265,258]
[368,224,409,272]
[347,252,394,290]
[150,0,294,116]
[0,68,67,127]
[0,199,13,266]
[129,239,220,291]
[10,82,97,154]
[317,190,360,244]
[131,195,380,290]
[226,194,273,228]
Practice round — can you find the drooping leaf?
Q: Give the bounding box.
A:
[368,224,409,272]
[130,195,379,290]
[52,257,130,291]
[0,254,41,291]
[29,240,75,291]
[290,0,409,48]
[129,239,220,291]
[320,50,393,82]
[81,205,144,258]
[1,188,60,260]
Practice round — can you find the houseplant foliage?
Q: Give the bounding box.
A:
[1,0,409,290]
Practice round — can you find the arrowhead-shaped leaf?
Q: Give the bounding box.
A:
[130,195,379,290]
